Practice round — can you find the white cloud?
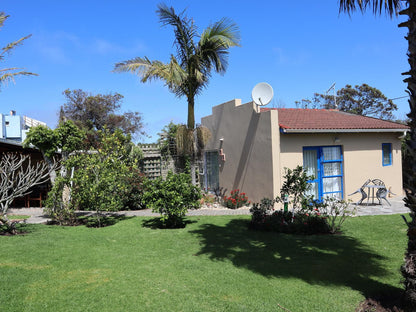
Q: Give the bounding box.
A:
[34,30,81,64]
[273,47,309,66]
[89,38,146,55]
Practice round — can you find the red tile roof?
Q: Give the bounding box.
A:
[260,108,409,132]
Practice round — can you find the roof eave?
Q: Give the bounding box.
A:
[280,128,409,134]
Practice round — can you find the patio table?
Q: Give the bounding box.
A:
[366,185,385,205]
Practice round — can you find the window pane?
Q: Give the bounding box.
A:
[382,144,391,166]
[303,149,318,179]
[323,177,342,194]
[205,151,219,190]
[322,146,341,161]
[305,182,319,200]
[323,162,341,176]
[323,193,341,200]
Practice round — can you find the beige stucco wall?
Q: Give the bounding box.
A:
[202,101,404,203]
[279,132,404,202]
[201,100,280,203]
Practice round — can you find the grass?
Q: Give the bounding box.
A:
[0,214,407,312]
[7,215,30,220]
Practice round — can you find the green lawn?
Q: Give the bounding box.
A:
[0,214,407,312]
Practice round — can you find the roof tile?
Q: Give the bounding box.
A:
[261,108,408,130]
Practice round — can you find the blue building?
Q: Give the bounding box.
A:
[0,110,46,142]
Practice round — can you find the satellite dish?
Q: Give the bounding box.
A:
[251,82,274,106]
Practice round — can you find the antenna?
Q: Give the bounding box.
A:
[325,82,336,108]
[251,82,274,107]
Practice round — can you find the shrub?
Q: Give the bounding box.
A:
[223,189,249,209]
[250,206,330,235]
[249,197,275,225]
[200,191,216,206]
[44,129,146,227]
[142,172,201,228]
[317,197,355,234]
[249,196,354,235]
[44,176,77,226]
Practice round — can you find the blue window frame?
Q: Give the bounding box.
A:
[303,145,344,201]
[382,143,392,166]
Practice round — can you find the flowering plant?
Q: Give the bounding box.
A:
[223,189,249,209]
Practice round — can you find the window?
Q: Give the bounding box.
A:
[204,151,219,191]
[382,143,392,166]
[303,146,343,201]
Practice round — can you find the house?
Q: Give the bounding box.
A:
[201,99,409,203]
[0,112,49,207]
[0,110,46,142]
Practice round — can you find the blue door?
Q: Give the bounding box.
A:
[303,146,343,201]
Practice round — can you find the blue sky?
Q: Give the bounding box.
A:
[1,1,409,142]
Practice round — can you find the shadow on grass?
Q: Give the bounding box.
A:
[190,218,402,300]
[79,214,135,228]
[46,214,135,228]
[142,217,197,229]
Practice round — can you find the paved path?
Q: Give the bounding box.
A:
[8,196,410,224]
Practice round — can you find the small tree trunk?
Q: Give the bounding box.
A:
[0,215,17,235]
[41,151,56,185]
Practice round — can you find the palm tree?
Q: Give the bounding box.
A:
[339,0,416,310]
[0,12,37,88]
[113,3,240,130]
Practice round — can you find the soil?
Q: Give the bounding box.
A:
[356,296,404,312]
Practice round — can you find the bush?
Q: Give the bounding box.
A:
[223,189,249,209]
[249,196,354,235]
[249,197,274,224]
[317,197,355,234]
[44,176,77,226]
[44,129,147,227]
[142,172,201,228]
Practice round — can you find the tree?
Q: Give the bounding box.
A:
[0,153,58,234]
[0,12,37,88]
[114,3,240,184]
[113,3,240,130]
[313,83,398,120]
[23,120,85,183]
[54,129,144,226]
[60,89,145,146]
[158,121,179,158]
[339,1,416,310]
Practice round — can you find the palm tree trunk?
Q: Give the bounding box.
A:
[400,1,416,310]
[187,96,195,130]
[186,96,198,185]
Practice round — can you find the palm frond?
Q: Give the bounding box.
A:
[198,18,241,74]
[339,0,401,17]
[0,70,38,86]
[0,12,8,28]
[114,55,188,96]
[176,124,194,156]
[113,56,153,75]
[157,3,197,65]
[1,35,32,58]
